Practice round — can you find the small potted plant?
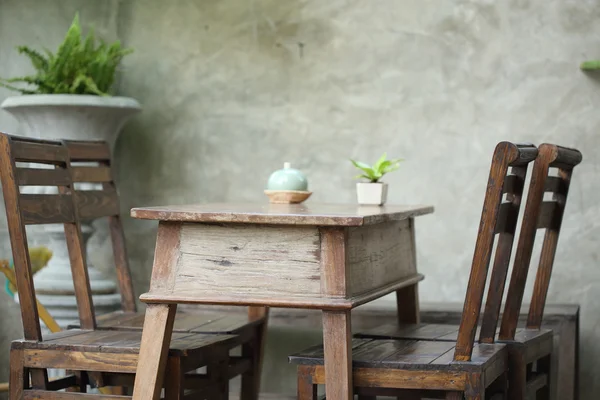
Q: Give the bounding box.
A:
[351,153,402,205]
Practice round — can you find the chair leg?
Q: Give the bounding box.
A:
[396,280,420,324]
[241,306,269,400]
[536,354,551,400]
[9,348,25,400]
[508,349,527,400]
[208,348,229,400]
[65,371,87,393]
[464,372,484,400]
[297,366,318,400]
[132,303,177,400]
[164,357,184,400]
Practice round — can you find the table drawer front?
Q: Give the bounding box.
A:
[346,219,416,296]
[174,223,321,297]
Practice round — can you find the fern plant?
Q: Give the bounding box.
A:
[0,14,132,96]
[351,153,403,183]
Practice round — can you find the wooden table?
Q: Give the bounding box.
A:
[130,203,433,400]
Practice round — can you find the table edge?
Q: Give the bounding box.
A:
[139,274,425,310]
[130,205,435,226]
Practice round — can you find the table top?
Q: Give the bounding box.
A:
[131,203,434,226]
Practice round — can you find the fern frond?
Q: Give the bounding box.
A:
[0,13,132,95]
[0,80,38,94]
[16,46,49,72]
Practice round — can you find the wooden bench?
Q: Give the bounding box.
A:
[181,302,578,400]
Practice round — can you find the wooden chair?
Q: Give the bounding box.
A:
[356,143,582,399]
[0,133,236,399]
[289,141,538,399]
[62,139,269,400]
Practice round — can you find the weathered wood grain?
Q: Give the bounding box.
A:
[71,166,112,183]
[322,310,353,400]
[455,142,536,362]
[346,219,416,297]
[16,167,71,186]
[141,273,423,309]
[74,189,120,219]
[320,227,348,297]
[20,194,76,225]
[11,138,67,164]
[131,203,434,226]
[64,140,111,162]
[174,223,321,298]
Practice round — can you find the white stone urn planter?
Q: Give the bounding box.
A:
[1,95,140,146]
[1,94,141,328]
[356,182,388,206]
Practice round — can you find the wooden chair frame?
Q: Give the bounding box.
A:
[0,133,235,399]
[291,141,538,400]
[354,143,582,400]
[61,139,269,400]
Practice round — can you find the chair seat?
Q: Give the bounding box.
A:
[289,338,506,372]
[357,323,552,345]
[69,310,263,336]
[13,329,239,357]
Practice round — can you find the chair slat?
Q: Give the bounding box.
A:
[502,174,523,195]
[20,194,76,225]
[75,189,120,219]
[549,146,583,170]
[536,202,560,229]
[11,139,68,164]
[66,141,111,162]
[494,202,519,234]
[72,166,113,183]
[454,142,536,362]
[16,167,71,186]
[500,143,581,339]
[543,176,566,194]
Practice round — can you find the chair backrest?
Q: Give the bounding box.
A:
[64,140,137,313]
[0,133,139,341]
[0,133,94,339]
[453,142,537,362]
[499,144,582,339]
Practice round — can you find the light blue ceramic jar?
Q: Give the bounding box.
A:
[267,162,308,191]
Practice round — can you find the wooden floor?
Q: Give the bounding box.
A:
[230,394,401,399]
[230,394,295,399]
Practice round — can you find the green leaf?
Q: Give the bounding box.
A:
[373,152,388,172]
[16,46,49,72]
[581,60,600,71]
[0,12,132,95]
[350,159,376,178]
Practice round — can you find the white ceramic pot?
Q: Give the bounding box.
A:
[356,182,388,206]
[1,94,141,147]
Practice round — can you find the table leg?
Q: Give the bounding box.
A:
[396,283,420,324]
[132,303,177,400]
[241,306,269,400]
[322,310,353,400]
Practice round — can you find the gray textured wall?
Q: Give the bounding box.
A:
[1,0,599,398]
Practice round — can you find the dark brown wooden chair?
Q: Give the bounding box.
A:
[289,141,538,399]
[62,139,269,400]
[0,133,236,399]
[356,143,582,399]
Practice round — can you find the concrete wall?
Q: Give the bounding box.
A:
[1,0,599,398]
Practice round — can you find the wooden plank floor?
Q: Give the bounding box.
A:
[230,394,295,399]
